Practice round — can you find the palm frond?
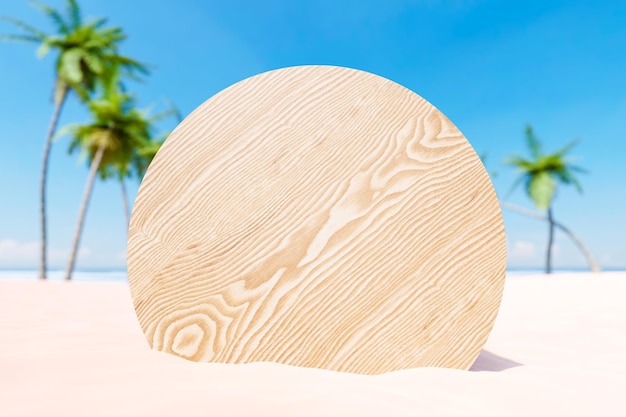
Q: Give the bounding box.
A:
[569,164,588,174]
[37,40,52,58]
[115,54,150,75]
[90,17,108,30]
[558,170,584,194]
[505,154,534,171]
[53,122,79,141]
[555,138,581,157]
[569,175,584,194]
[162,97,183,122]
[29,1,69,34]
[525,125,542,159]
[0,16,47,38]
[0,34,40,43]
[67,0,81,29]
[69,82,89,102]
[82,52,105,74]
[93,26,125,44]
[150,108,178,123]
[504,174,526,200]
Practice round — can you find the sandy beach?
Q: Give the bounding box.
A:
[1,272,625,416]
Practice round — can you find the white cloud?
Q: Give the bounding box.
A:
[0,239,90,264]
[0,239,41,262]
[0,239,29,258]
[510,240,537,260]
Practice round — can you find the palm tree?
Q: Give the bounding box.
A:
[97,129,166,228]
[506,125,587,274]
[479,153,599,272]
[119,102,180,226]
[1,0,146,279]
[92,136,150,228]
[61,70,151,280]
[96,102,179,228]
[118,134,162,227]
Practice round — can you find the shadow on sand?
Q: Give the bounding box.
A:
[469,350,523,372]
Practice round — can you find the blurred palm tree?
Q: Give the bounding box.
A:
[479,152,498,178]
[1,0,146,279]
[100,101,180,227]
[506,125,588,274]
[60,67,152,280]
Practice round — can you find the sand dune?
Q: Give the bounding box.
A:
[1,272,625,416]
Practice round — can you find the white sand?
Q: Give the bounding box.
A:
[1,272,625,416]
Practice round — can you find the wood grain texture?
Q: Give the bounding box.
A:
[127,66,506,375]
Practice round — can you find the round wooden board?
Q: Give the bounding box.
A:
[127,66,506,375]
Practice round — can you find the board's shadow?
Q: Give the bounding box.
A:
[469,350,523,372]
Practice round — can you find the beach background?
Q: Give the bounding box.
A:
[1,0,625,275]
[1,1,625,416]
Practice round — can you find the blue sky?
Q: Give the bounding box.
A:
[0,0,624,270]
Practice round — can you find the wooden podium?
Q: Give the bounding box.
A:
[127,66,506,375]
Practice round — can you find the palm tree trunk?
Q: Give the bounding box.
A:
[64,145,106,281]
[500,202,601,272]
[120,178,130,228]
[39,84,69,280]
[546,207,555,274]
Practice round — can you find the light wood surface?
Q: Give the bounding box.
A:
[127,65,506,375]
